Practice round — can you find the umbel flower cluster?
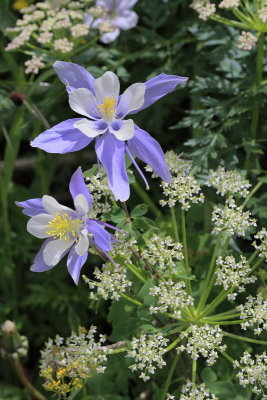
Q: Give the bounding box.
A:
[40,326,110,396]
[5,0,139,73]
[167,380,219,400]
[234,352,267,395]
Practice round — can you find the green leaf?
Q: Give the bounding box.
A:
[201,367,217,384]
[130,204,149,218]
[137,279,155,306]
[132,217,155,230]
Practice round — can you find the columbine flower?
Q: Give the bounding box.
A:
[85,0,138,43]
[16,167,118,284]
[31,61,188,201]
[233,352,267,395]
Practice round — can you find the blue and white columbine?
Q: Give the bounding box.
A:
[31,61,188,201]
[16,167,117,284]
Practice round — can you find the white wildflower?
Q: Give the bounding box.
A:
[149,280,194,318]
[160,174,204,210]
[234,352,267,395]
[54,38,73,53]
[237,31,257,51]
[258,6,267,23]
[207,167,250,197]
[180,380,218,400]
[190,0,216,20]
[253,228,267,261]
[71,23,90,37]
[37,31,53,44]
[145,151,192,178]
[212,198,257,237]
[83,263,132,301]
[215,255,256,300]
[25,55,45,74]
[141,234,184,275]
[236,293,267,335]
[219,0,240,8]
[177,324,226,365]
[126,333,168,381]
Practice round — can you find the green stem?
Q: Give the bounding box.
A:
[161,354,180,400]
[203,319,247,325]
[12,359,46,400]
[132,181,162,218]
[219,351,234,364]
[204,313,241,321]
[23,99,50,130]
[250,256,265,273]
[223,331,267,345]
[192,359,197,384]
[119,292,143,307]
[241,181,263,209]
[126,263,147,283]
[197,236,221,312]
[181,209,191,293]
[251,32,264,140]
[171,207,180,242]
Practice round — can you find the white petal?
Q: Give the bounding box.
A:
[94,71,120,102]
[27,214,54,238]
[117,83,145,117]
[42,195,73,215]
[43,238,74,266]
[73,118,107,138]
[74,194,89,216]
[75,230,89,256]
[110,119,134,141]
[69,88,98,118]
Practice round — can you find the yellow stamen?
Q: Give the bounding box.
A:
[46,213,82,241]
[97,96,116,121]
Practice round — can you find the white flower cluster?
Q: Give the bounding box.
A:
[207,167,250,197]
[177,324,226,365]
[126,333,168,381]
[25,55,45,74]
[219,0,240,8]
[140,234,184,275]
[83,263,132,301]
[86,166,115,218]
[258,6,267,23]
[145,151,192,178]
[179,380,218,400]
[5,0,103,73]
[253,228,267,261]
[149,280,194,319]
[215,255,256,300]
[237,293,267,335]
[40,326,110,395]
[190,0,216,20]
[160,174,204,210]
[212,198,257,237]
[234,352,267,395]
[109,233,138,262]
[237,31,258,51]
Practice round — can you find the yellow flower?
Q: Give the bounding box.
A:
[13,0,32,11]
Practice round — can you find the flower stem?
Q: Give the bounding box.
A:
[192,359,197,384]
[223,331,267,345]
[132,181,162,218]
[171,207,180,242]
[12,359,46,400]
[241,181,263,209]
[126,263,147,283]
[219,351,234,364]
[165,336,183,353]
[161,354,180,400]
[251,32,264,141]
[181,209,191,293]
[119,292,143,307]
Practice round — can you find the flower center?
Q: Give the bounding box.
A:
[97,96,116,121]
[46,213,83,241]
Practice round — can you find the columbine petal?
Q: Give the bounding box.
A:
[110,119,134,141]
[69,88,98,119]
[73,194,89,217]
[100,29,120,44]
[128,73,188,114]
[117,83,145,117]
[75,229,89,256]
[42,195,73,215]
[27,214,54,239]
[73,119,107,138]
[86,220,112,252]
[115,0,138,10]
[112,10,138,29]
[53,61,95,93]
[95,133,129,201]
[127,124,172,182]
[31,119,93,153]
[94,71,120,102]
[67,246,88,285]
[16,198,46,217]
[30,239,55,272]
[43,238,74,266]
[69,167,93,209]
